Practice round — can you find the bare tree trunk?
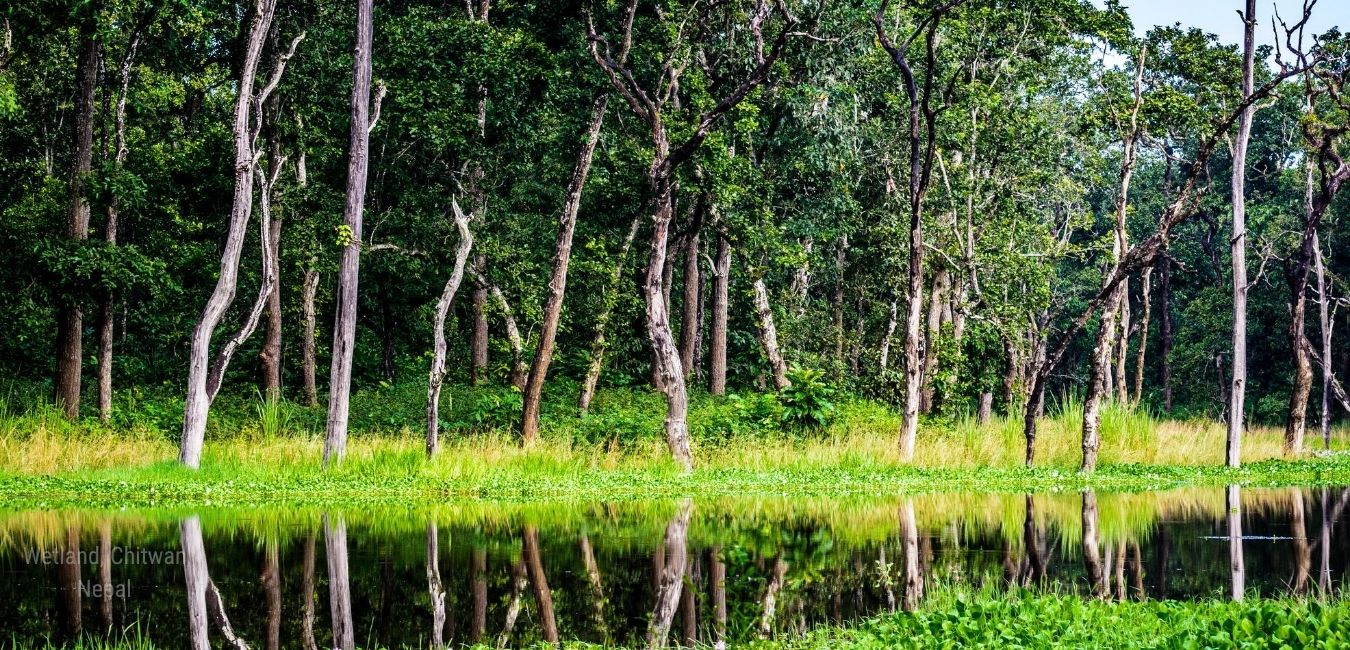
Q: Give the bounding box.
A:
[977,392,993,424]
[646,501,692,649]
[323,0,375,467]
[181,0,278,467]
[1114,277,1130,403]
[426,203,474,456]
[1229,0,1256,467]
[758,555,788,639]
[645,172,693,469]
[427,524,446,649]
[522,526,559,645]
[1316,234,1333,449]
[98,520,113,631]
[579,216,641,411]
[1228,485,1245,601]
[471,255,489,385]
[497,561,528,650]
[301,268,319,407]
[325,515,355,650]
[752,277,790,391]
[1132,267,1152,404]
[1287,267,1314,455]
[520,92,609,441]
[680,226,702,377]
[56,14,99,421]
[709,233,731,395]
[1082,289,1122,474]
[260,101,284,398]
[57,523,82,641]
[1023,495,1045,585]
[483,278,526,390]
[1082,490,1106,599]
[900,499,922,612]
[98,32,140,423]
[1160,254,1174,411]
[920,267,950,412]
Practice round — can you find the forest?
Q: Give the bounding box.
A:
[2,0,1350,647]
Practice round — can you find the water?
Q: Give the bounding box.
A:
[1,486,1346,648]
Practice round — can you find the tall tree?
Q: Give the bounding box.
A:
[324,0,378,466]
[1227,0,1256,467]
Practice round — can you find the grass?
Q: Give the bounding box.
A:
[758,585,1350,649]
[0,382,1347,507]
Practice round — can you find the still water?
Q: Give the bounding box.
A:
[1,487,1346,648]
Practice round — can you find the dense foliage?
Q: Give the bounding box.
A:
[1,0,1348,463]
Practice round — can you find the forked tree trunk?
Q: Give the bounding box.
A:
[426,202,474,456]
[709,233,731,395]
[181,0,278,467]
[301,268,319,407]
[579,215,641,412]
[520,92,609,442]
[752,277,790,391]
[1229,0,1256,467]
[56,15,99,421]
[323,0,375,467]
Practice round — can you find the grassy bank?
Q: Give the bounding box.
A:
[1,382,1348,506]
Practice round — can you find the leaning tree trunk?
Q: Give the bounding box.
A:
[520,93,609,442]
[426,523,446,649]
[579,215,641,412]
[426,202,474,456]
[324,0,375,467]
[181,1,278,468]
[55,16,99,421]
[1229,0,1257,467]
[752,277,790,391]
[709,232,731,395]
[522,526,559,644]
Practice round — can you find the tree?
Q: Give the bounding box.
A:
[1227,0,1256,467]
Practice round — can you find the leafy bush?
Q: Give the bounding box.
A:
[780,366,836,430]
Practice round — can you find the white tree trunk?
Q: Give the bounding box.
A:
[426,202,474,456]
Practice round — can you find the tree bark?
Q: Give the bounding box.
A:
[471,254,489,385]
[426,202,474,456]
[1229,0,1256,467]
[1160,254,1174,411]
[758,555,789,638]
[679,225,702,376]
[1132,267,1152,404]
[920,267,950,412]
[181,0,278,467]
[1315,234,1333,449]
[833,235,848,363]
[262,545,281,650]
[752,277,790,391]
[471,548,487,644]
[579,534,609,641]
[482,277,526,390]
[301,268,319,407]
[301,533,318,650]
[709,233,731,395]
[710,547,727,645]
[182,518,209,650]
[260,102,284,398]
[55,12,100,421]
[323,0,375,466]
[880,300,899,373]
[325,514,355,650]
[645,173,694,470]
[1081,289,1122,473]
[57,522,82,641]
[520,92,609,441]
[98,520,113,631]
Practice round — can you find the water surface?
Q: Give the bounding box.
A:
[1,486,1346,647]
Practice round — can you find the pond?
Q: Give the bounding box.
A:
[1,486,1347,648]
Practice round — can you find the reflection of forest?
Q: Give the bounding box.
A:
[1,487,1346,648]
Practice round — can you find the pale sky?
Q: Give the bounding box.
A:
[1095,0,1347,50]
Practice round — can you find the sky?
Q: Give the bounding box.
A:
[1094,0,1348,50]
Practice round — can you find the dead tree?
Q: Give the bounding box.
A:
[426,201,475,456]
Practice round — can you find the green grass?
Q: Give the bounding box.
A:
[0,381,1347,507]
[759,587,1350,649]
